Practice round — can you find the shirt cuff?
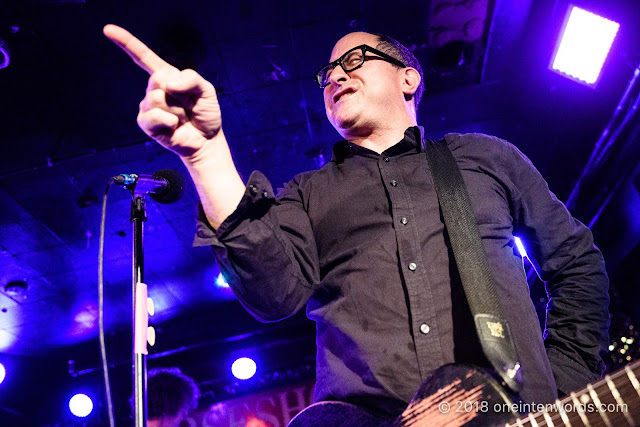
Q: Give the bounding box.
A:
[193,170,276,248]
[546,347,601,395]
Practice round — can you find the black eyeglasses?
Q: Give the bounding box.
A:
[314,44,406,88]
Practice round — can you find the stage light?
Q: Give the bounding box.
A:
[0,330,16,351]
[514,237,528,258]
[69,393,93,418]
[551,6,620,86]
[0,363,5,385]
[216,272,230,288]
[232,357,257,380]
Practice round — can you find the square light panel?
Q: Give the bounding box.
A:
[551,6,620,86]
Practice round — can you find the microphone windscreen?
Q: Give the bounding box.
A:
[150,169,186,204]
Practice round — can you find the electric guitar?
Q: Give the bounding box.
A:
[288,361,640,426]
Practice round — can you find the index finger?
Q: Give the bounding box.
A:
[103,24,176,75]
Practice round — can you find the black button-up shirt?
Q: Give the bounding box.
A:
[195,128,609,416]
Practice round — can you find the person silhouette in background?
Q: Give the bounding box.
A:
[146,367,200,427]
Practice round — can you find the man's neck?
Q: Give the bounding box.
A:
[343,120,417,154]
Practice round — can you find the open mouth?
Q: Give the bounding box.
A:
[333,88,356,103]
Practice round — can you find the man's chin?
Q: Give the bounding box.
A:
[330,114,358,134]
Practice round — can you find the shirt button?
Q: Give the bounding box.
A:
[420,324,430,334]
[249,185,258,196]
[408,262,417,271]
[383,157,390,162]
[400,217,408,225]
[390,180,398,187]
[262,190,269,198]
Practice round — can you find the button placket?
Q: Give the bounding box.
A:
[378,151,443,375]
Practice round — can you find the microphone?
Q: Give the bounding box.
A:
[112,169,186,204]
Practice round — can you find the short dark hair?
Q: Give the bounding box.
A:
[374,34,425,107]
[147,367,200,419]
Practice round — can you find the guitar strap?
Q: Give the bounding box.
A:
[422,131,523,393]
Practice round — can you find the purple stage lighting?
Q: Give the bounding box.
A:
[232,357,257,380]
[514,237,528,258]
[216,272,230,288]
[551,6,620,86]
[69,393,93,418]
[0,330,15,351]
[0,363,5,385]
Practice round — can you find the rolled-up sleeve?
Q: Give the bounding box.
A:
[505,144,610,395]
[194,170,320,322]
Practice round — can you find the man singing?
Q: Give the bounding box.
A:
[104,25,609,425]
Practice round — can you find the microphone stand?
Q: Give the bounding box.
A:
[113,168,185,427]
[131,195,149,427]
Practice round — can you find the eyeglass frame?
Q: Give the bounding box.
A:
[314,44,407,88]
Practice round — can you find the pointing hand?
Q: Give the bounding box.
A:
[103,24,222,162]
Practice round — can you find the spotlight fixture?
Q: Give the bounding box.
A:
[232,357,257,380]
[69,394,93,418]
[550,6,620,86]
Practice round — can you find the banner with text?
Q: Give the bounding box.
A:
[185,380,315,427]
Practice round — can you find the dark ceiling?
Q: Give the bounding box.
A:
[1,0,640,424]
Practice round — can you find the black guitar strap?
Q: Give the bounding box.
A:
[422,132,523,393]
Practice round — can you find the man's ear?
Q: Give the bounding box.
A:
[401,67,421,100]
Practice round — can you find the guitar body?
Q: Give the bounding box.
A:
[288,364,519,427]
[290,361,640,426]
[287,400,392,426]
[399,364,518,426]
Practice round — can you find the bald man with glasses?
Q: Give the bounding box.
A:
[105,26,609,426]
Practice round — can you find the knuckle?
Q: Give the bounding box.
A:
[149,108,179,128]
[136,112,148,128]
[180,68,198,79]
[149,69,177,87]
[147,89,165,104]
[148,72,162,87]
[142,90,171,110]
[202,79,216,92]
[145,108,164,125]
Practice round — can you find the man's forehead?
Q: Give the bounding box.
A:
[330,32,379,61]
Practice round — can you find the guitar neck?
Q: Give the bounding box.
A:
[512,360,640,427]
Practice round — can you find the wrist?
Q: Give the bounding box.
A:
[180,128,227,170]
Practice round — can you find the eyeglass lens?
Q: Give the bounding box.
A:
[319,48,364,87]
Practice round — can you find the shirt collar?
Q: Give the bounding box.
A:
[331,126,425,163]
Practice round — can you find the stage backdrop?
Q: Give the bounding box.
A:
[185,380,315,427]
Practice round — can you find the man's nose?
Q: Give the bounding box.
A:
[328,63,349,85]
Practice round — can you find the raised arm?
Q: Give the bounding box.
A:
[103,24,245,229]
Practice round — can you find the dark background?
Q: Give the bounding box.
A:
[1,0,639,425]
